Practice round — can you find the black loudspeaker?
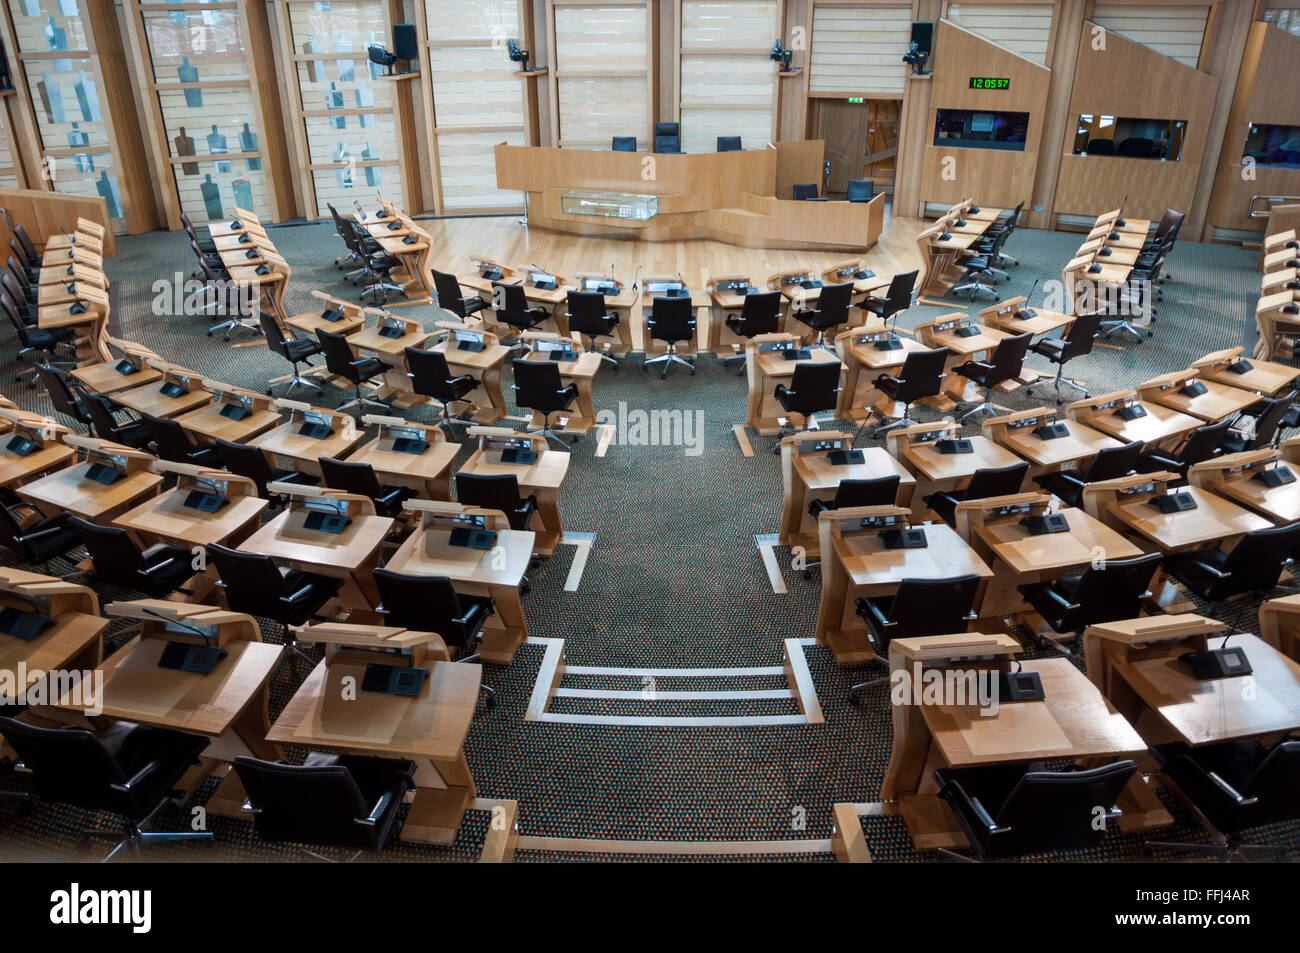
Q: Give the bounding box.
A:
[910,21,933,56]
[392,23,418,61]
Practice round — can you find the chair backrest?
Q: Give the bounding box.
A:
[647,295,694,342]
[68,516,148,586]
[716,136,741,152]
[1083,439,1143,482]
[893,347,949,403]
[260,310,291,358]
[511,359,569,413]
[792,183,818,200]
[207,543,295,619]
[611,136,637,152]
[315,328,360,379]
[815,281,854,323]
[326,203,352,242]
[566,290,611,336]
[493,281,530,315]
[736,290,783,336]
[655,121,679,136]
[372,568,467,640]
[786,361,842,414]
[1117,137,1154,158]
[142,412,196,463]
[1221,522,1300,592]
[1177,418,1231,465]
[1,270,30,310]
[988,761,1136,855]
[653,123,680,153]
[1152,208,1185,243]
[431,269,470,316]
[233,756,374,846]
[7,255,33,294]
[885,575,981,644]
[961,461,1029,501]
[885,270,918,314]
[214,438,276,497]
[1242,740,1300,804]
[1070,552,1163,624]
[35,364,87,424]
[1244,390,1296,449]
[832,475,900,508]
[1060,310,1102,361]
[320,456,383,498]
[846,179,873,202]
[984,332,1032,386]
[0,716,128,811]
[1085,137,1114,155]
[0,290,30,341]
[456,471,524,514]
[0,502,29,558]
[82,392,124,439]
[405,346,459,400]
[12,225,38,264]
[9,237,34,271]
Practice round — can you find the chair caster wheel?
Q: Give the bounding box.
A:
[803,569,813,580]
[206,331,213,337]
[848,694,864,708]
[689,368,696,375]
[484,697,495,709]
[266,389,273,396]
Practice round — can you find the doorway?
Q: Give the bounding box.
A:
[813,98,900,198]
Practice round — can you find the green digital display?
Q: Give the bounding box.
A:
[969,77,1010,90]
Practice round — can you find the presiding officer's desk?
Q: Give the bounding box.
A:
[46,599,282,814]
[252,400,367,477]
[886,419,1025,517]
[17,435,161,524]
[385,500,534,664]
[239,485,392,610]
[744,332,845,434]
[879,632,1159,850]
[833,324,929,424]
[349,414,459,502]
[1192,346,1300,397]
[1190,449,1300,525]
[0,409,76,489]
[813,505,993,665]
[778,430,915,558]
[983,406,1121,477]
[427,323,511,425]
[267,621,480,845]
[1066,389,1201,449]
[977,296,1074,338]
[459,427,569,556]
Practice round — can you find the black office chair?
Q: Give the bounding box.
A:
[872,347,948,435]
[1162,522,1300,603]
[723,290,783,373]
[141,412,219,468]
[1220,390,1296,453]
[716,136,741,152]
[953,228,1011,300]
[261,310,323,398]
[953,332,1032,421]
[213,437,318,504]
[207,543,341,670]
[792,183,819,201]
[643,295,696,377]
[807,475,900,518]
[611,136,637,152]
[34,364,93,431]
[0,716,213,861]
[455,472,537,532]
[924,461,1029,528]
[233,754,415,861]
[860,270,917,329]
[1085,137,1114,155]
[1117,137,1155,158]
[3,291,75,386]
[373,568,498,706]
[774,361,841,442]
[328,204,402,303]
[1147,739,1300,861]
[492,281,548,346]
[935,761,1136,860]
[512,359,579,447]
[846,179,874,203]
[405,346,477,432]
[1018,551,1163,656]
[792,281,853,351]
[82,392,153,449]
[69,516,195,598]
[431,269,485,321]
[1136,418,1231,479]
[319,456,414,518]
[1029,310,1101,403]
[653,122,680,153]
[0,500,83,571]
[565,290,620,367]
[316,328,391,418]
[1033,440,1143,509]
[848,574,982,704]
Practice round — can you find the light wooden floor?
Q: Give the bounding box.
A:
[413,208,929,286]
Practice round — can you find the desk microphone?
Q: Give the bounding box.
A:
[631,265,642,292]
[677,271,688,290]
[1023,278,1039,307]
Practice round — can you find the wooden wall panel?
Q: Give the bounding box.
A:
[1089,1,1209,67]
[945,2,1055,63]
[807,2,912,95]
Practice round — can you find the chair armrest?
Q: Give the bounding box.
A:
[111,759,161,793]
[280,584,316,605]
[1207,770,1258,806]
[355,790,394,827]
[1189,558,1231,579]
[138,557,181,577]
[1042,587,1080,611]
[18,525,65,544]
[942,778,1009,834]
[1053,473,1087,491]
[1140,452,1181,471]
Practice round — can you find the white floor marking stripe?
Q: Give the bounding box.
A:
[552,688,795,701]
[561,532,596,592]
[755,533,787,594]
[566,665,784,677]
[515,835,833,855]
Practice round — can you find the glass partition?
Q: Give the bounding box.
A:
[1072,115,1187,160]
[933,109,1029,151]
[1242,123,1300,169]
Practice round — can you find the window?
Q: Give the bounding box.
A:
[1072,115,1187,160]
[933,109,1029,151]
[1243,123,1300,169]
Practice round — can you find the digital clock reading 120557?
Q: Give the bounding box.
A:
[969,77,1010,89]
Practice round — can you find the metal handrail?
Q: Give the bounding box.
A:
[1248,194,1300,218]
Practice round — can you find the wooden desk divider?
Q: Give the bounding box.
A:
[880,631,1022,801]
[292,621,450,670]
[814,503,916,655]
[200,379,276,419]
[1079,470,1181,524]
[466,425,548,458]
[977,296,1029,327]
[767,268,815,299]
[914,311,976,343]
[470,256,518,283]
[1263,229,1298,255]
[305,289,366,324]
[1261,267,1297,292]
[521,328,585,353]
[361,413,446,452]
[982,405,1057,445]
[362,305,423,340]
[152,363,206,400]
[1263,247,1300,273]
[1081,612,1225,702]
[1188,448,1278,494]
[1065,389,1145,428]
[884,418,960,465]
[0,565,100,620]
[821,259,869,285]
[1191,347,1252,375]
[148,460,260,505]
[1258,595,1300,662]
[952,491,1054,546]
[0,407,68,446]
[63,434,156,477]
[264,482,376,518]
[273,398,355,438]
[104,599,262,651]
[401,498,514,537]
[433,319,502,351]
[106,337,158,370]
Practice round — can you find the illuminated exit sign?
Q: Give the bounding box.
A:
[847,97,864,103]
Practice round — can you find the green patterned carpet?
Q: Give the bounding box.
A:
[0,219,1295,863]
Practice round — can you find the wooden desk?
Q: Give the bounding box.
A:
[285,293,366,338]
[1100,485,1272,553]
[114,377,212,419]
[977,297,1073,338]
[267,658,480,845]
[386,524,533,664]
[239,506,393,609]
[17,461,162,523]
[984,410,1121,473]
[834,326,929,423]
[71,360,161,396]
[745,334,845,433]
[114,485,267,549]
[565,276,635,357]
[1138,373,1261,423]
[1114,634,1300,745]
[916,316,1009,404]
[348,416,459,502]
[1069,396,1201,447]
[175,401,279,444]
[0,608,106,690]
[430,331,510,424]
[459,439,570,557]
[1194,349,1300,397]
[0,439,75,489]
[892,426,1024,512]
[251,406,367,478]
[516,348,602,435]
[346,320,432,407]
[1190,451,1300,525]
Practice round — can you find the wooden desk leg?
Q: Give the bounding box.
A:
[531,486,563,557]
[402,753,475,845]
[478,584,526,663]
